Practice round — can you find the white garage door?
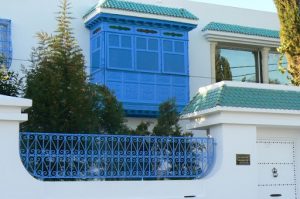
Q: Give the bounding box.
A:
[257,139,297,199]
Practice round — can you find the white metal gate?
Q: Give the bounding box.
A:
[257,139,297,199]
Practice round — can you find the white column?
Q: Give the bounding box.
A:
[210,42,217,83]
[261,47,270,84]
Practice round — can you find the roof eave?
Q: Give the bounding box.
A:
[203,30,280,47]
[83,7,198,26]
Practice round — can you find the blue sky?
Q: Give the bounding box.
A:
[192,0,277,12]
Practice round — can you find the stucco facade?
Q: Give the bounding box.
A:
[0,0,281,128]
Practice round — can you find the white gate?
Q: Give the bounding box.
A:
[257,139,297,199]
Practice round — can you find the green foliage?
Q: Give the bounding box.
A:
[90,84,127,134]
[215,49,232,82]
[153,99,181,136]
[22,0,98,133]
[274,0,300,85]
[0,54,21,97]
[135,121,151,136]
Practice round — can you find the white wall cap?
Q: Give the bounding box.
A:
[0,95,32,110]
[198,81,300,94]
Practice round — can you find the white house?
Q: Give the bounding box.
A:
[3,81,300,199]
[0,0,284,129]
[2,1,300,199]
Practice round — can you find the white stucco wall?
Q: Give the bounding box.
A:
[0,94,260,199]
[0,0,280,129]
[0,0,279,97]
[257,127,300,197]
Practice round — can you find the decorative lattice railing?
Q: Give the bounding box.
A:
[20,132,214,180]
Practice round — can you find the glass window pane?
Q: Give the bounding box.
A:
[268,53,289,84]
[216,49,257,82]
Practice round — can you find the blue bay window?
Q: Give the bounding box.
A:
[0,19,12,67]
[86,14,196,117]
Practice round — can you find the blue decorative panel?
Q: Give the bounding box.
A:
[173,86,187,103]
[140,84,155,101]
[136,37,147,49]
[107,71,122,82]
[121,35,132,48]
[157,85,171,101]
[140,73,155,83]
[157,75,171,85]
[174,41,184,53]
[124,83,138,100]
[162,39,187,75]
[124,72,139,82]
[0,19,12,68]
[20,132,214,180]
[172,76,187,86]
[164,53,185,74]
[107,82,123,99]
[136,51,159,71]
[163,40,173,51]
[109,48,132,69]
[87,14,195,117]
[92,50,101,68]
[109,34,119,46]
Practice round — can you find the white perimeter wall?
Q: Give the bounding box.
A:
[3,95,300,199]
[257,127,300,197]
[0,102,259,199]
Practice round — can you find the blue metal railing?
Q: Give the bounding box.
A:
[19,132,214,180]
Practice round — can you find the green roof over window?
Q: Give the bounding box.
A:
[182,82,300,116]
[84,0,198,20]
[202,22,279,39]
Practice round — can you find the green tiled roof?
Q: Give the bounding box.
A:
[182,85,300,116]
[84,0,198,20]
[202,22,279,38]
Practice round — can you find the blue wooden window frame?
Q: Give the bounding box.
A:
[135,36,160,72]
[162,39,187,75]
[0,19,12,68]
[107,33,134,70]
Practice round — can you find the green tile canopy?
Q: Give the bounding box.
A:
[181,82,300,117]
[84,0,198,20]
[202,22,279,38]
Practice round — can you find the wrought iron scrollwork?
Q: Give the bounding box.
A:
[19,132,215,180]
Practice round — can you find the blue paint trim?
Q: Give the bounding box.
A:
[0,19,12,68]
[20,132,215,180]
[88,14,196,117]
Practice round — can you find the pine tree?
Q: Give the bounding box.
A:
[90,84,127,134]
[135,121,151,136]
[153,99,181,136]
[274,0,300,85]
[23,0,95,133]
